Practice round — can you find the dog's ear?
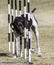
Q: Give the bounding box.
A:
[31,8,36,13]
[10,23,14,30]
[10,23,12,27]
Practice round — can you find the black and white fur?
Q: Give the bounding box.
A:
[11,8,42,58]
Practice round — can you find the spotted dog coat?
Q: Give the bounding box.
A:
[11,11,42,57]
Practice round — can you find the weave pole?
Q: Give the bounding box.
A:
[19,0,23,57]
[24,0,27,60]
[20,36,22,57]
[15,0,17,16]
[8,0,11,52]
[11,0,15,54]
[19,0,22,15]
[15,0,19,57]
[27,0,32,64]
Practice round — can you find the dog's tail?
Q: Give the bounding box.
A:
[31,8,36,13]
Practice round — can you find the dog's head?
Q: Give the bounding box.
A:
[10,8,37,36]
[10,17,24,35]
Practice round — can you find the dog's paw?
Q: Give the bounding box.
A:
[13,55,17,59]
[38,52,42,57]
[31,48,35,52]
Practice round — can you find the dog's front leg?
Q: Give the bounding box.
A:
[14,36,20,58]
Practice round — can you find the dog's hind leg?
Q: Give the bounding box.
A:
[32,22,42,57]
[35,24,42,57]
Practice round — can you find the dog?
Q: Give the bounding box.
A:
[10,8,42,57]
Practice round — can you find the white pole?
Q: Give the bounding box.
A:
[8,0,11,53]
